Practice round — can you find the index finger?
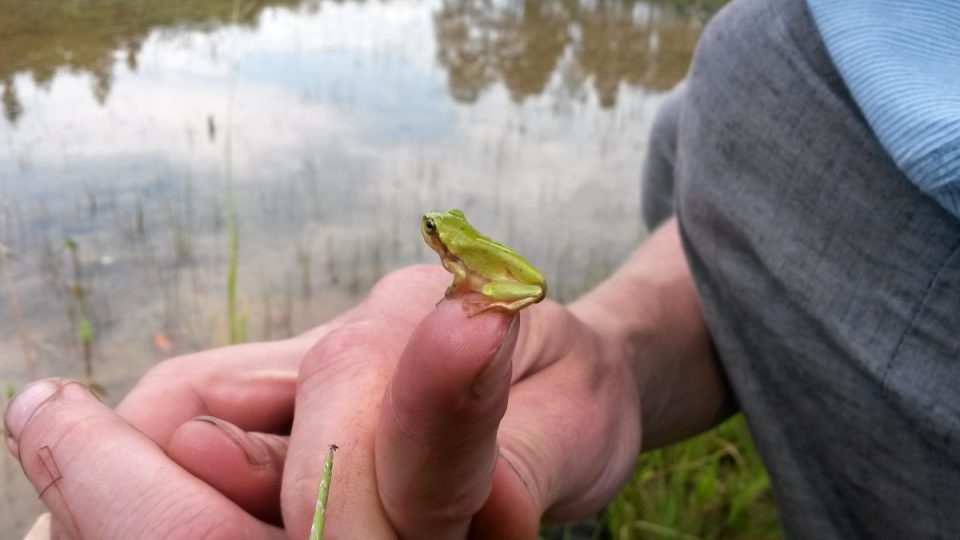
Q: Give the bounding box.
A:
[116,337,310,446]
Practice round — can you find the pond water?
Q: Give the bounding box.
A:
[0,0,711,535]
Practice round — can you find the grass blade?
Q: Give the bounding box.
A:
[309,444,338,540]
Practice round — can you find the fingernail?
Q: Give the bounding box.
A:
[472,316,520,398]
[5,380,60,446]
[193,416,271,466]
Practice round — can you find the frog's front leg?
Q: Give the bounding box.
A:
[442,258,471,298]
[462,280,544,316]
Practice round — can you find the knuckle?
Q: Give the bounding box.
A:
[368,265,446,299]
[13,381,98,456]
[122,490,233,540]
[299,320,395,389]
[137,355,194,386]
[385,484,486,535]
[371,264,438,288]
[165,509,230,540]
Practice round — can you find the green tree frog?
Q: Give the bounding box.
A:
[421,209,546,315]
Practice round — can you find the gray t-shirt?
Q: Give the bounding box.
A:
[643,0,960,537]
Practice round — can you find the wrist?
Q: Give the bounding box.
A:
[569,220,732,450]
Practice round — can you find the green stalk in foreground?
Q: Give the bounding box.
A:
[309,444,338,540]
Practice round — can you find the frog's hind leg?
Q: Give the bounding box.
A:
[462,296,540,316]
[462,281,543,316]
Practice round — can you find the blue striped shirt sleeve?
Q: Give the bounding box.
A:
[806,0,960,219]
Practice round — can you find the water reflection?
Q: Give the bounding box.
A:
[435,0,704,107]
[0,1,711,536]
[0,0,321,122]
[0,0,710,124]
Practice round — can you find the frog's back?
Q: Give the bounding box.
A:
[457,234,544,285]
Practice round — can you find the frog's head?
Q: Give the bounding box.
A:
[421,209,469,256]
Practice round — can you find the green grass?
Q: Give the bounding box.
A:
[223,0,246,346]
[225,204,246,344]
[605,415,781,540]
[309,444,338,540]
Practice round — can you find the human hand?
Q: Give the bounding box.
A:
[281,267,645,538]
[6,250,679,538]
[5,329,312,538]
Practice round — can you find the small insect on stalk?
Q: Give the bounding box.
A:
[309,444,339,540]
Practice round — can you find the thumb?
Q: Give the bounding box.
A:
[375,297,518,539]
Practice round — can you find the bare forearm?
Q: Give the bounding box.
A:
[570,218,733,450]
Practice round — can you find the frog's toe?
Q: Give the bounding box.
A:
[461,299,492,317]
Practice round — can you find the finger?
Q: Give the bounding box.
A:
[498,334,643,522]
[116,340,304,446]
[469,457,541,540]
[280,265,463,538]
[375,297,517,539]
[168,416,288,525]
[5,378,285,540]
[282,317,408,539]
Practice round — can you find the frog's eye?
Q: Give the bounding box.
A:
[424,218,437,234]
